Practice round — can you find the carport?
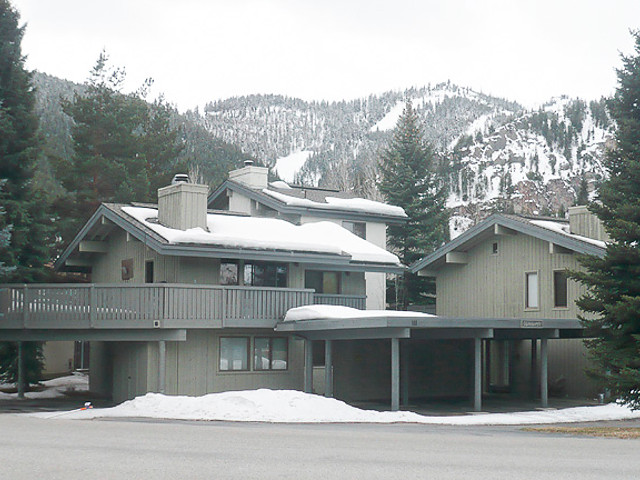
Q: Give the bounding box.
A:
[276,309,584,411]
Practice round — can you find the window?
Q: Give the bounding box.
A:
[525,272,539,309]
[305,271,340,294]
[342,221,366,239]
[145,260,154,283]
[492,242,498,254]
[219,337,249,371]
[254,337,288,371]
[554,270,568,308]
[220,262,239,285]
[244,262,288,287]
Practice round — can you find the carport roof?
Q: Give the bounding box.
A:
[275,306,584,341]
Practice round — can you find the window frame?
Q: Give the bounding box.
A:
[243,261,288,288]
[553,269,569,309]
[144,260,154,283]
[218,336,250,372]
[342,221,366,239]
[220,261,239,286]
[304,270,341,294]
[524,271,540,310]
[253,337,289,371]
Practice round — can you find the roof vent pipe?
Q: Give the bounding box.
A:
[244,159,254,167]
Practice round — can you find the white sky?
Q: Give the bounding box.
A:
[11,0,640,111]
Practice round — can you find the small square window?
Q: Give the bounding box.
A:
[343,221,366,239]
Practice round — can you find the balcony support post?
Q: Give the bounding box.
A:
[304,338,313,394]
[324,340,333,398]
[17,341,25,399]
[158,340,166,394]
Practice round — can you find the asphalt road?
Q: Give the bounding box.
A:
[1,414,639,479]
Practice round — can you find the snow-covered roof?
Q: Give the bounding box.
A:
[208,179,407,222]
[529,219,606,249]
[121,206,400,265]
[283,305,434,322]
[262,189,407,218]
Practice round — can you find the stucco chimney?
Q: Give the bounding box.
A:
[158,179,209,231]
[228,160,269,189]
[568,206,609,242]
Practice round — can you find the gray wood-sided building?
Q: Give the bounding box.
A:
[0,164,406,403]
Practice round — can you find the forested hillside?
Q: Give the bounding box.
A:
[32,74,613,231]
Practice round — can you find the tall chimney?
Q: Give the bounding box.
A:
[568,206,609,242]
[158,179,208,230]
[229,160,268,189]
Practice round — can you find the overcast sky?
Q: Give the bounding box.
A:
[11,0,640,111]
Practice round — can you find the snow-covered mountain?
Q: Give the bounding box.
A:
[32,73,613,223]
[202,84,612,218]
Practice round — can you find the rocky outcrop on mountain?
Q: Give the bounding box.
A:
[32,72,613,227]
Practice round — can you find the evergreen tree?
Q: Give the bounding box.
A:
[0,181,15,278]
[0,0,47,391]
[56,52,183,242]
[0,0,52,282]
[378,101,448,308]
[573,31,640,409]
[0,341,44,390]
[576,174,589,205]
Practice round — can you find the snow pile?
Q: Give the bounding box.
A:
[261,189,407,218]
[0,372,88,400]
[38,389,640,425]
[273,150,313,183]
[121,207,400,265]
[284,305,433,322]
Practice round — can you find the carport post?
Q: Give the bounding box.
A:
[530,339,538,398]
[391,337,400,411]
[540,338,548,407]
[401,341,409,407]
[324,340,333,398]
[473,337,482,411]
[158,341,166,394]
[17,341,25,399]
[304,338,313,393]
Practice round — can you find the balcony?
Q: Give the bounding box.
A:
[0,284,367,331]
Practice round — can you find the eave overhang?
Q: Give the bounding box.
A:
[55,204,404,274]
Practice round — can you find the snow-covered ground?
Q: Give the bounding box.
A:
[32,389,640,426]
[0,372,88,400]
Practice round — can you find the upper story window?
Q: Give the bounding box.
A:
[220,261,239,285]
[305,270,340,294]
[554,270,568,308]
[492,242,499,255]
[244,262,288,287]
[343,221,366,239]
[145,260,154,283]
[525,272,539,309]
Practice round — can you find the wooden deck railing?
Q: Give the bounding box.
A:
[0,284,317,329]
[313,293,366,310]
